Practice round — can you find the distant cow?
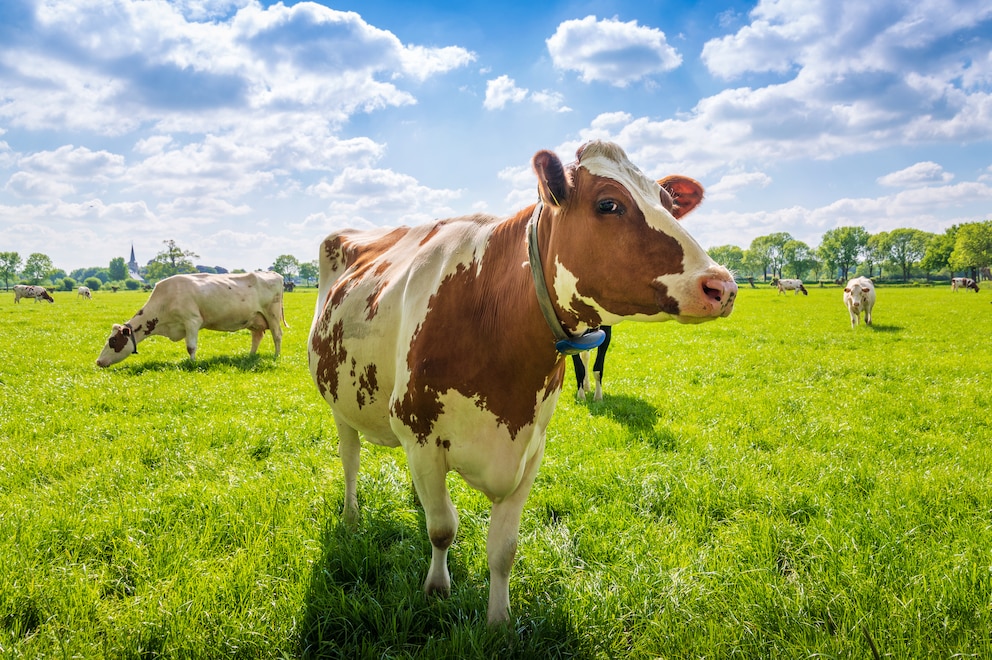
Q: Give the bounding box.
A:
[843,277,876,327]
[96,272,287,367]
[308,140,737,624]
[951,277,979,293]
[573,326,613,401]
[78,286,92,299]
[775,278,808,295]
[13,284,54,303]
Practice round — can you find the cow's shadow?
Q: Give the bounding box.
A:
[299,494,586,658]
[863,323,902,333]
[114,353,278,375]
[580,393,658,432]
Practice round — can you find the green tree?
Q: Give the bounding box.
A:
[884,228,930,282]
[145,240,199,282]
[707,245,744,275]
[818,226,869,281]
[949,220,992,277]
[271,254,300,280]
[749,233,793,280]
[22,253,54,285]
[864,232,889,279]
[0,251,22,290]
[109,257,128,282]
[84,277,102,291]
[920,231,954,279]
[781,240,815,279]
[299,260,318,287]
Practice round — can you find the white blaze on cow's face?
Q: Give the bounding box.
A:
[96,324,137,368]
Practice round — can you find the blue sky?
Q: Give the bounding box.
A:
[1,0,991,273]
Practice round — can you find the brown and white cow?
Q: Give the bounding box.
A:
[775,278,808,295]
[308,141,737,624]
[96,272,286,367]
[78,285,92,299]
[951,277,979,293]
[13,284,54,303]
[843,276,876,327]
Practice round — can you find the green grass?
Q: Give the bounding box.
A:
[1,283,991,658]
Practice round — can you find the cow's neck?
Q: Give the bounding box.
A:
[526,202,606,356]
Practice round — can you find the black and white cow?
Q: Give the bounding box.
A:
[13,284,54,303]
[951,277,979,293]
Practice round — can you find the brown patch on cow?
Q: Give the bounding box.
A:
[435,438,451,450]
[349,359,379,408]
[419,225,442,246]
[145,318,158,334]
[108,330,129,353]
[393,215,561,444]
[310,318,347,402]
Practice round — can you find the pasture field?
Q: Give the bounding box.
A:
[1,283,991,658]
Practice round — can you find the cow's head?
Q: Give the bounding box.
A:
[96,323,138,368]
[39,288,54,303]
[844,284,869,310]
[532,140,736,329]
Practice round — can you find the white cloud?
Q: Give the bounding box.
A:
[707,172,773,201]
[877,162,954,187]
[484,75,529,110]
[546,15,682,87]
[483,75,571,112]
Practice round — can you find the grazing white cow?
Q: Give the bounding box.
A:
[78,286,92,299]
[308,141,738,624]
[775,278,808,295]
[951,277,979,293]
[843,277,875,327]
[13,284,54,303]
[96,272,286,367]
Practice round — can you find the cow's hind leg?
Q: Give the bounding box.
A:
[486,439,546,625]
[572,352,589,400]
[335,420,361,527]
[407,449,458,598]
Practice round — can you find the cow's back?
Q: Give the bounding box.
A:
[150,272,283,331]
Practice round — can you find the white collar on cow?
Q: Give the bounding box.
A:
[526,201,606,356]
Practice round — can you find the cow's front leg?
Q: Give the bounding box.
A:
[486,438,546,625]
[407,448,458,597]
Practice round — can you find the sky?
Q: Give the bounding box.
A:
[1,0,991,274]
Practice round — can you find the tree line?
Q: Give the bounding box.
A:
[707,220,992,283]
[0,240,320,291]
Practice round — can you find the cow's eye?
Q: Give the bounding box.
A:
[597,199,623,215]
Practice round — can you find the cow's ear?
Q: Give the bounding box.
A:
[533,149,569,208]
[659,176,705,219]
[844,288,851,293]
[122,325,132,337]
